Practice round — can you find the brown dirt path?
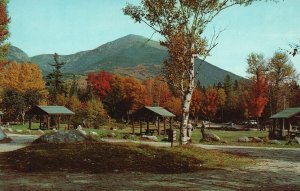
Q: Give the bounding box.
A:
[0,136,299,190]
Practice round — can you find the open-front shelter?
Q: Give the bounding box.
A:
[270,107,300,139]
[131,106,176,135]
[26,106,74,130]
[0,111,3,125]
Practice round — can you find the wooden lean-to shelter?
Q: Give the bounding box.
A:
[26,106,74,130]
[131,106,175,135]
[270,108,300,139]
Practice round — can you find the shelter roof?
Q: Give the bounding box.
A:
[26,106,74,116]
[270,108,300,119]
[132,106,175,119]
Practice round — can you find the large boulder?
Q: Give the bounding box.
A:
[252,137,263,143]
[238,136,250,143]
[203,132,221,142]
[141,135,158,142]
[33,130,92,144]
[107,132,116,138]
[0,128,12,143]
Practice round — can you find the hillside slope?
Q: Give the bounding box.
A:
[11,35,243,86]
[7,46,30,62]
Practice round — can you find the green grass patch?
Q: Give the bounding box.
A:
[6,122,300,148]
[193,129,300,148]
[1,142,254,174]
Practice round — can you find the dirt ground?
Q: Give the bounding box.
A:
[0,134,299,191]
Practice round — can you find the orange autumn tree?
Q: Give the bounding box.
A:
[0,61,46,123]
[143,77,154,106]
[202,87,218,127]
[164,96,182,117]
[121,76,146,119]
[0,0,9,70]
[244,53,268,127]
[0,61,45,93]
[190,89,204,122]
[152,77,172,107]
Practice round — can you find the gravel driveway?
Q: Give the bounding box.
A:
[0,136,299,190]
[0,133,39,152]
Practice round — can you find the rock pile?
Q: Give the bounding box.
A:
[141,135,158,142]
[33,129,92,144]
[238,136,263,143]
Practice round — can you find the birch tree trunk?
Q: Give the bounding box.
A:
[180,55,195,145]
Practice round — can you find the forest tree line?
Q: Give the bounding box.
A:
[0,51,298,128]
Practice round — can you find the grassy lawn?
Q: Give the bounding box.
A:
[2,142,255,173]
[4,122,300,148]
[191,128,300,148]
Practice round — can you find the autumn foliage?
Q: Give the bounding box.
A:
[244,70,268,118]
[0,61,46,93]
[0,0,10,69]
[87,71,113,99]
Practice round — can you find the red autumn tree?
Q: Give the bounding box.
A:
[202,87,218,126]
[0,0,10,70]
[244,70,268,120]
[190,89,204,121]
[87,71,113,99]
[244,53,269,127]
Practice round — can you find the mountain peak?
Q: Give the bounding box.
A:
[7,45,30,62]
[10,34,243,86]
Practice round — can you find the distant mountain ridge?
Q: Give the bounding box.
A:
[7,46,31,62]
[7,34,243,86]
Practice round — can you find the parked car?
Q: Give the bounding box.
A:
[241,120,258,128]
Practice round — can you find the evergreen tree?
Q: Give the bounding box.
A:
[46,53,66,104]
[69,75,79,97]
[223,75,233,108]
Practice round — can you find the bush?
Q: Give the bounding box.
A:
[71,98,108,129]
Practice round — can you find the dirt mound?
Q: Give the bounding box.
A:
[3,142,203,174]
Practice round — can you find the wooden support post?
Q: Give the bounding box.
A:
[68,116,70,130]
[157,117,160,135]
[170,117,174,147]
[282,119,285,137]
[147,117,149,131]
[58,115,61,130]
[140,120,142,134]
[163,118,166,135]
[132,117,135,134]
[47,116,50,129]
[29,115,32,130]
[288,119,291,137]
[39,115,42,129]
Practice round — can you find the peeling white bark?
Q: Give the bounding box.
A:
[180,55,196,145]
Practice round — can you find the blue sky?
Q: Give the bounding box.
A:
[7,0,300,77]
